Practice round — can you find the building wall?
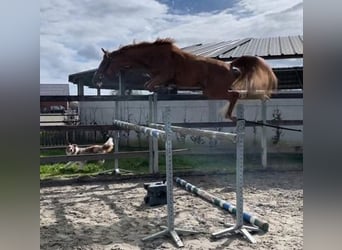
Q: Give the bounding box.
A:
[40,84,70,113]
[79,98,303,154]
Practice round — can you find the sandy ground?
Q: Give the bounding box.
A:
[40,171,303,249]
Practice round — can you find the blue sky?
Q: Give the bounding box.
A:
[157,0,236,14]
[40,0,303,94]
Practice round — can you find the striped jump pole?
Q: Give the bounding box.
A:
[175,177,269,232]
[113,120,165,139]
[149,123,236,142]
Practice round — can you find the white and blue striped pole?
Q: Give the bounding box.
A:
[175,177,269,232]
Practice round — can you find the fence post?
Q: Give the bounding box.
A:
[148,95,153,173]
[152,93,159,173]
[261,99,267,168]
[113,71,123,174]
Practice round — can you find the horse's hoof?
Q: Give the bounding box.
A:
[144,83,152,89]
[144,85,153,92]
[226,116,237,122]
[145,84,155,92]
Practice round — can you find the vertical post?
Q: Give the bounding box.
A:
[213,103,259,242]
[65,131,69,145]
[77,83,84,96]
[152,93,159,173]
[113,130,120,174]
[164,106,174,231]
[73,104,78,142]
[261,99,267,169]
[114,100,120,173]
[235,104,245,228]
[113,100,120,174]
[96,88,101,96]
[113,71,123,174]
[118,71,124,96]
[72,129,76,143]
[148,93,159,174]
[148,95,154,173]
[142,107,199,247]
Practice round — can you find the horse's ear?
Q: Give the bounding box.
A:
[101,48,110,58]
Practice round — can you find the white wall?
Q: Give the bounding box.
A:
[79,98,303,153]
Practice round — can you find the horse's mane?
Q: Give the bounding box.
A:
[112,38,175,54]
[153,38,175,45]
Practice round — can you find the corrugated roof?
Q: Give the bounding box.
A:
[182,35,303,60]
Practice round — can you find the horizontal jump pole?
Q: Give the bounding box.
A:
[175,177,269,232]
[113,120,165,139]
[149,123,236,142]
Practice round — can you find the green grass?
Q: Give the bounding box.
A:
[40,148,150,178]
[40,148,303,179]
[40,163,108,178]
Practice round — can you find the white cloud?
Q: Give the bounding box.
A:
[40,0,169,84]
[40,0,303,94]
[159,1,303,46]
[236,0,302,15]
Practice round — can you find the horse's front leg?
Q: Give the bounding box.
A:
[225,91,240,121]
[144,74,171,92]
[144,79,155,91]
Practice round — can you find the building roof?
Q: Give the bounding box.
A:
[40,84,70,96]
[182,35,303,60]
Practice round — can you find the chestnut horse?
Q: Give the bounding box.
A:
[93,38,277,120]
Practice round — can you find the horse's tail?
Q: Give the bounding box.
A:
[230,56,278,99]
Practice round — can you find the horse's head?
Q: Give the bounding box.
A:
[93,47,137,88]
[92,48,114,88]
